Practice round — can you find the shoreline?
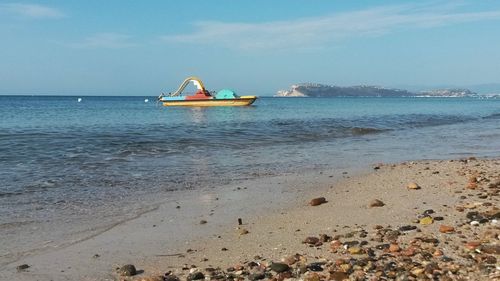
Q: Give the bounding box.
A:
[2,157,499,280]
[1,163,366,280]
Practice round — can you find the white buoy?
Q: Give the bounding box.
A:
[144,99,149,103]
[77,98,82,102]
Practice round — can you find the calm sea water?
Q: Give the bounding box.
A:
[1,95,499,262]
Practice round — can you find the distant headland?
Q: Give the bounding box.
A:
[276,83,500,98]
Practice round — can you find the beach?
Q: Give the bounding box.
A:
[1,96,500,280]
[3,1,500,279]
[2,157,498,280]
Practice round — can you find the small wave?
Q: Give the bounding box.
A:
[0,191,24,198]
[0,113,481,167]
[0,220,35,229]
[483,112,500,119]
[392,114,474,129]
[351,127,387,135]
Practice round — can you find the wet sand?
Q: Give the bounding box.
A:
[2,158,499,280]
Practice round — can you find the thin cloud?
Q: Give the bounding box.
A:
[69,33,137,49]
[0,3,65,19]
[161,3,500,51]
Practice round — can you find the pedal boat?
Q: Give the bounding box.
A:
[158,77,257,107]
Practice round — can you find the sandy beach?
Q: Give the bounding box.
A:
[2,157,498,281]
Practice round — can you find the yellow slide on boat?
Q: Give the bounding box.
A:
[158,77,257,107]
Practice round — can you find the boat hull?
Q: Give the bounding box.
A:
[161,97,257,107]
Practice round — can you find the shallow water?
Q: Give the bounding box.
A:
[0,96,499,263]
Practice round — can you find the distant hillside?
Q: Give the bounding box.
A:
[398,83,500,95]
[275,83,492,98]
[418,89,477,97]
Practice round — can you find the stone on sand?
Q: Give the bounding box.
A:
[303,236,320,245]
[481,245,500,255]
[309,197,327,206]
[439,225,455,233]
[407,182,420,190]
[187,271,205,281]
[369,199,385,207]
[330,272,349,281]
[348,246,363,254]
[389,243,400,252]
[118,264,137,276]
[164,275,180,281]
[420,217,433,225]
[16,264,30,272]
[270,262,290,273]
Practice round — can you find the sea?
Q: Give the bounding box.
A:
[1,95,499,264]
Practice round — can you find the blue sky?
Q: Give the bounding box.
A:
[1,0,500,95]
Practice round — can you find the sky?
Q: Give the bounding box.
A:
[1,0,500,96]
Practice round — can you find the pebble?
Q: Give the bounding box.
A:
[407,182,420,190]
[306,262,324,271]
[441,256,454,262]
[343,240,359,247]
[480,255,497,264]
[187,271,205,281]
[433,249,443,257]
[338,263,351,272]
[330,240,342,251]
[466,211,484,222]
[481,245,500,254]
[16,264,30,272]
[270,262,289,273]
[369,199,385,207]
[118,264,137,276]
[439,225,455,233]
[305,272,321,281]
[164,275,180,281]
[303,236,320,245]
[389,243,400,252]
[423,209,434,216]
[402,246,417,256]
[330,271,349,281]
[467,182,477,189]
[420,217,433,225]
[375,244,390,250]
[319,233,331,242]
[199,220,207,224]
[348,246,363,254]
[399,225,417,232]
[465,241,481,250]
[385,230,401,241]
[411,268,425,276]
[418,237,439,244]
[309,197,327,206]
